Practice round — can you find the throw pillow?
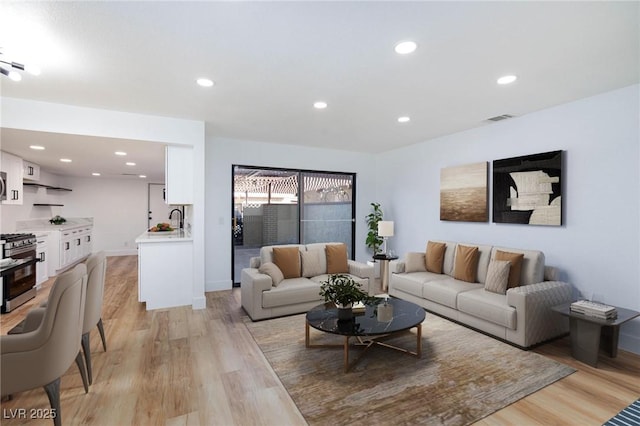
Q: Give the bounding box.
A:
[484,260,511,294]
[426,241,446,273]
[405,252,427,273]
[453,244,479,283]
[272,247,301,279]
[301,250,324,277]
[326,244,349,274]
[495,250,525,288]
[258,262,284,286]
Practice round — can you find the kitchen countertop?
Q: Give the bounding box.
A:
[135,229,193,243]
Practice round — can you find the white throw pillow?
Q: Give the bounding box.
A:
[484,260,511,294]
[301,250,324,277]
[405,252,427,273]
[259,262,285,286]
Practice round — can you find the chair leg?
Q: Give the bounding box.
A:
[81,332,93,385]
[43,378,61,426]
[97,318,107,351]
[75,352,89,393]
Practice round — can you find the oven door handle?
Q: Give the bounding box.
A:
[0,258,39,277]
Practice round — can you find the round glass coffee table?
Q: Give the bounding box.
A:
[305,298,426,372]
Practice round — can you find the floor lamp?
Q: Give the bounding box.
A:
[377,221,394,255]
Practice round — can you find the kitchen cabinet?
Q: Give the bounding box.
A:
[23,161,41,181]
[47,225,93,276]
[35,235,49,287]
[136,230,193,310]
[1,151,23,205]
[165,145,193,205]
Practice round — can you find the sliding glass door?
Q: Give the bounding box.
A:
[232,166,355,285]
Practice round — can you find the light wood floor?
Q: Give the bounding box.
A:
[0,255,638,425]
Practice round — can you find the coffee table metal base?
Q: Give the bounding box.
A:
[305,320,422,373]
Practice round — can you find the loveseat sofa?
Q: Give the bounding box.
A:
[241,242,374,321]
[389,240,572,348]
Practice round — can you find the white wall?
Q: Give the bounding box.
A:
[376,85,640,353]
[204,135,377,291]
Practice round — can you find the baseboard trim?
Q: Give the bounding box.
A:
[206,279,233,292]
[105,249,138,257]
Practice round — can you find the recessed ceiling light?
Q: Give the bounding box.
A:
[92,172,101,176]
[397,116,411,123]
[313,101,328,109]
[394,41,417,55]
[60,158,72,163]
[139,175,147,178]
[115,151,127,156]
[497,75,517,85]
[126,162,136,166]
[196,78,214,87]
[29,145,45,150]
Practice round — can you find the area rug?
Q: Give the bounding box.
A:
[604,399,640,426]
[245,312,575,425]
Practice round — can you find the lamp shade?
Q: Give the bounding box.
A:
[377,221,394,237]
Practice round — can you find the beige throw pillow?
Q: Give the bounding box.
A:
[453,244,479,283]
[426,241,446,274]
[258,262,284,286]
[484,260,511,294]
[405,252,427,273]
[326,244,349,274]
[272,247,301,279]
[301,250,324,277]
[495,250,525,288]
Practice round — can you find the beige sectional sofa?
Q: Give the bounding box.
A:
[390,240,573,348]
[241,243,374,321]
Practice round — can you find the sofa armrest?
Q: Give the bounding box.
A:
[506,281,573,347]
[347,260,374,280]
[240,268,274,320]
[249,257,261,269]
[348,260,375,294]
[390,260,405,274]
[544,266,558,281]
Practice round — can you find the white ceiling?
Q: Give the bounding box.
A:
[0,1,638,179]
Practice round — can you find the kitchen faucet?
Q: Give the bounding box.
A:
[169,208,183,229]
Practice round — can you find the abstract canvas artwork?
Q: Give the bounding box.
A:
[493,150,563,226]
[440,162,488,222]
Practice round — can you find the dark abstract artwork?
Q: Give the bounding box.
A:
[440,162,488,222]
[493,150,563,226]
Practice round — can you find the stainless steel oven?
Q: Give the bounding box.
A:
[1,233,38,313]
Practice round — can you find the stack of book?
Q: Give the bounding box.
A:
[570,300,618,320]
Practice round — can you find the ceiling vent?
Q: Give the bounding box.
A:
[486,114,515,122]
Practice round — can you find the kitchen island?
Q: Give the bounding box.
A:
[135,229,193,310]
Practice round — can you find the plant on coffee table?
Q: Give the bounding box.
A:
[319,274,371,308]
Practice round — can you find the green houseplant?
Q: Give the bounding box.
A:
[365,202,383,256]
[319,274,371,320]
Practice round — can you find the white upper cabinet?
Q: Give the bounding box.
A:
[1,151,24,205]
[165,145,194,205]
[23,161,41,181]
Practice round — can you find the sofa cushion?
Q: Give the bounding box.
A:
[326,243,349,274]
[272,247,301,279]
[484,260,511,294]
[262,278,322,308]
[258,262,284,286]
[301,249,325,277]
[310,274,368,291]
[405,252,427,273]
[495,250,524,288]
[391,272,443,298]
[453,245,479,283]
[457,288,517,329]
[491,247,545,286]
[422,278,482,309]
[426,241,446,273]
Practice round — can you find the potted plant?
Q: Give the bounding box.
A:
[319,274,371,320]
[365,202,383,256]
